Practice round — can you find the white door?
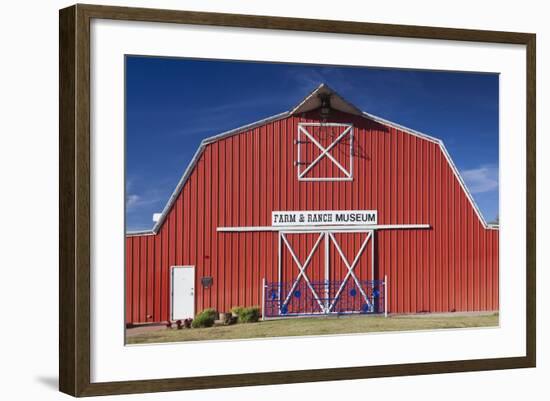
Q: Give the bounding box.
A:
[171,266,195,320]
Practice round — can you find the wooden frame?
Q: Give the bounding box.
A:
[59,3,536,397]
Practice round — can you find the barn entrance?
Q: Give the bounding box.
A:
[217,211,429,319]
[263,230,386,317]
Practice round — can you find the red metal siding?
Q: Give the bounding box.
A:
[126,110,499,324]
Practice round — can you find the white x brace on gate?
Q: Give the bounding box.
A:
[217,218,431,317]
[278,230,373,314]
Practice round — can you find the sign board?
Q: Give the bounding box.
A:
[272,210,377,226]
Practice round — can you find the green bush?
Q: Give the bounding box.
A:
[231,306,260,323]
[191,308,217,328]
[240,307,260,323]
[230,306,245,317]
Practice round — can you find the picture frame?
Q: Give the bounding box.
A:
[59,3,536,397]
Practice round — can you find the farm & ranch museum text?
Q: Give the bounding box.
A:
[272,210,378,226]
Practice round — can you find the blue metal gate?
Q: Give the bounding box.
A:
[263,278,386,317]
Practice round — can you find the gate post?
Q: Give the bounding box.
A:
[371,230,375,312]
[324,232,329,313]
[261,277,266,321]
[277,232,282,314]
[384,274,388,317]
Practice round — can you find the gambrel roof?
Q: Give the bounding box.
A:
[127,84,498,236]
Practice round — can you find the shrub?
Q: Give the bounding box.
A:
[183,318,193,328]
[191,309,217,328]
[165,321,173,329]
[175,320,183,330]
[240,307,260,323]
[230,306,245,317]
[231,306,260,323]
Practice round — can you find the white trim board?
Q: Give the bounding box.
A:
[217,224,430,233]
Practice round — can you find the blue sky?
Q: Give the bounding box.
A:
[126,56,499,231]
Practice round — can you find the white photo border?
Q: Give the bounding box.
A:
[90,19,526,382]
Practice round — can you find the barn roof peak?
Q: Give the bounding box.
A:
[290,83,364,117]
[127,83,497,236]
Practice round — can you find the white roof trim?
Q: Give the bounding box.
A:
[361,111,441,144]
[126,230,156,237]
[128,111,289,236]
[127,85,498,236]
[360,110,498,230]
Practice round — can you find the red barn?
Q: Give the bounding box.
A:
[126,84,499,325]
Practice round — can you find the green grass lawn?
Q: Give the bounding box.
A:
[126,312,499,344]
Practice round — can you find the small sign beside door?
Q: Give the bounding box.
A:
[272,210,377,226]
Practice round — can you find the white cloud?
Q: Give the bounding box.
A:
[126,187,165,213]
[461,165,498,194]
[126,194,141,209]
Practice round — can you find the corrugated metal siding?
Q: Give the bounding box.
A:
[126,110,499,324]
